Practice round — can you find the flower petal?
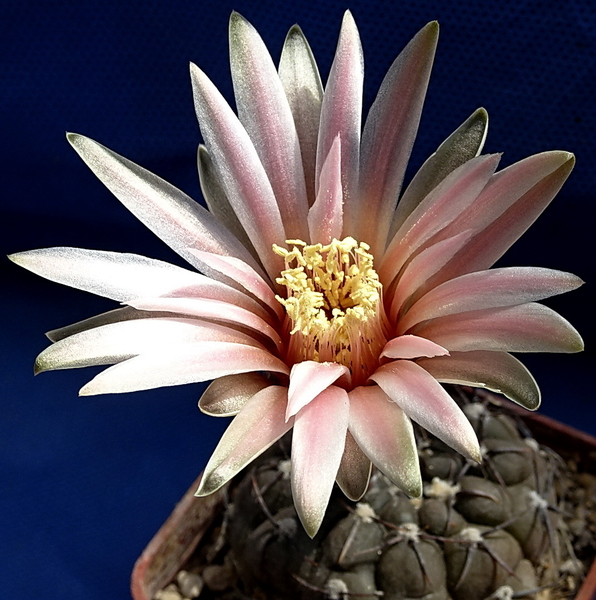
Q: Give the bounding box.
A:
[292,386,349,537]
[9,248,208,302]
[389,230,474,321]
[230,13,309,241]
[418,351,541,410]
[335,430,372,501]
[358,21,438,255]
[66,133,260,276]
[196,386,291,495]
[199,372,272,417]
[127,297,283,350]
[187,248,284,320]
[36,318,263,373]
[197,144,260,264]
[79,342,289,396]
[316,10,363,237]
[46,307,159,342]
[308,135,343,244]
[400,267,584,332]
[279,24,323,207]
[390,107,488,238]
[190,63,286,280]
[381,335,449,360]
[411,302,584,354]
[379,154,500,286]
[348,385,421,496]
[370,360,481,462]
[422,152,575,289]
[287,360,350,420]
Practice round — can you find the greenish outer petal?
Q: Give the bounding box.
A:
[417,351,541,410]
[279,24,323,207]
[390,107,489,240]
[196,385,291,496]
[198,373,272,416]
[335,430,372,501]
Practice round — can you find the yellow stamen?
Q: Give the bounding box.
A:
[273,237,387,385]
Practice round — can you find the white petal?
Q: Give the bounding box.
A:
[230,13,309,241]
[399,266,584,332]
[316,11,363,237]
[187,249,283,320]
[66,133,260,275]
[79,342,289,396]
[308,135,344,244]
[381,335,449,359]
[410,302,584,354]
[370,360,481,462]
[292,386,349,537]
[10,248,207,302]
[36,318,263,373]
[286,360,350,420]
[190,63,286,281]
[358,21,438,255]
[127,297,282,350]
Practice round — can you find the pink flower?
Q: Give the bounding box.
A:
[10,12,583,536]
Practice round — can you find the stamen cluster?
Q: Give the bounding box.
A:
[274,237,387,384]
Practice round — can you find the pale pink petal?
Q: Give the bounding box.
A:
[410,302,584,353]
[379,154,500,286]
[390,107,489,238]
[187,248,284,320]
[308,135,343,244]
[196,386,291,495]
[292,386,349,537]
[286,360,350,420]
[348,385,421,496]
[420,152,575,290]
[230,13,309,241]
[418,351,540,410]
[370,361,481,462]
[279,24,323,207]
[190,63,286,280]
[197,145,260,264]
[79,342,289,396]
[199,373,272,417]
[46,307,156,342]
[127,297,282,350]
[316,11,363,237]
[388,230,474,321]
[9,248,208,302]
[66,134,261,277]
[358,21,438,255]
[381,335,449,359]
[400,267,584,332]
[336,430,372,501]
[36,318,264,373]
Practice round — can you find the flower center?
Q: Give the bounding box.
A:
[273,237,387,385]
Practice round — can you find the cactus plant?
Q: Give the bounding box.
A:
[155,391,595,600]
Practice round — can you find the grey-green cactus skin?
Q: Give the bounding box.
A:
[219,398,582,599]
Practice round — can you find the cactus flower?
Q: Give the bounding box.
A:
[10,12,583,536]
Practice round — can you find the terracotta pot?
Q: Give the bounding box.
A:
[131,398,596,600]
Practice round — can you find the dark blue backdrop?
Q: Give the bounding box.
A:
[2,1,594,598]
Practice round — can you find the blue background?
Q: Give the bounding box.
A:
[2,0,594,598]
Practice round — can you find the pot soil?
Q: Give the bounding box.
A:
[132,389,596,600]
